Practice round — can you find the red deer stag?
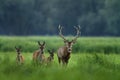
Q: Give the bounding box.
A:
[33,41,46,64]
[57,25,80,65]
[15,46,24,64]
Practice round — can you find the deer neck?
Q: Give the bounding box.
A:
[37,51,43,61]
[17,53,21,57]
[39,49,43,54]
[17,54,21,61]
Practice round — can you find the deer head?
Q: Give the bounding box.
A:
[48,49,55,59]
[15,46,21,54]
[58,25,80,53]
[38,41,45,54]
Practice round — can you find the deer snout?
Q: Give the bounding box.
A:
[68,48,72,53]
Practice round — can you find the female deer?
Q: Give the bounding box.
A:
[46,49,55,63]
[15,46,24,65]
[33,41,46,64]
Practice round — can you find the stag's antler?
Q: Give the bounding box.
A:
[72,25,81,43]
[58,25,67,42]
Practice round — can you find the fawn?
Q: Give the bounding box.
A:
[46,49,55,64]
[15,46,24,64]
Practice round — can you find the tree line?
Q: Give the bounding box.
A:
[0,0,120,36]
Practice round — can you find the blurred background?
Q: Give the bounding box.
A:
[0,0,120,36]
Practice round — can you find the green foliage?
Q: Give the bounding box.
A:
[0,36,120,54]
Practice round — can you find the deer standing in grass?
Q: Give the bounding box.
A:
[46,49,55,64]
[33,41,46,64]
[15,46,24,64]
[57,25,80,65]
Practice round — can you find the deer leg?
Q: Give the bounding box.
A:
[65,60,69,65]
[61,58,66,65]
[65,55,70,65]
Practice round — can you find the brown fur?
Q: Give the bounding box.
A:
[47,56,53,62]
[33,41,46,64]
[33,50,45,63]
[57,46,71,65]
[45,49,54,64]
[57,25,80,65]
[15,46,24,64]
[16,54,24,64]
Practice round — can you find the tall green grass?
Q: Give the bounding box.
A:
[0,52,120,80]
[1,36,120,80]
[0,36,120,54]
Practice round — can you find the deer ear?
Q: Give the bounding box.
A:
[15,46,17,49]
[38,41,41,45]
[18,46,21,50]
[47,50,51,53]
[43,41,45,46]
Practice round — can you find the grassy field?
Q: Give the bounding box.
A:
[1,52,120,80]
[0,36,120,53]
[0,36,120,80]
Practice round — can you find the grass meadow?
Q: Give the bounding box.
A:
[0,36,120,80]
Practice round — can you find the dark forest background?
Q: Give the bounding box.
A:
[0,0,120,36]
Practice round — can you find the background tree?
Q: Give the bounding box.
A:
[0,0,120,36]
